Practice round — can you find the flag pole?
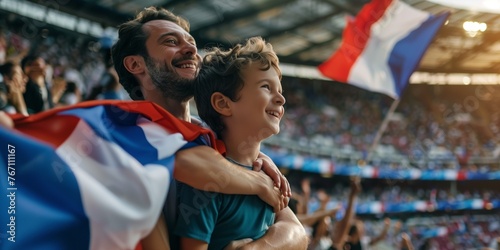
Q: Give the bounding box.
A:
[365,98,401,163]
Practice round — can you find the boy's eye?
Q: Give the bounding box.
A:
[261,84,270,90]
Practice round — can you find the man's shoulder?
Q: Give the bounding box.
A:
[190,115,211,129]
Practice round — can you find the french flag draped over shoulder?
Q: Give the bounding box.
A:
[318,0,449,99]
[0,100,220,250]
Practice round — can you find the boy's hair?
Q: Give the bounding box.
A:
[111,6,190,100]
[194,36,281,138]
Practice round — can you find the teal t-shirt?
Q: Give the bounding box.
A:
[174,162,275,250]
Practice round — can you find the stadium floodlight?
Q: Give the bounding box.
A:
[463,21,487,37]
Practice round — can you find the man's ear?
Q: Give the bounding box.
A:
[211,92,232,116]
[123,55,144,74]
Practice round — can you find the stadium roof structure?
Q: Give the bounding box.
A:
[19,0,500,74]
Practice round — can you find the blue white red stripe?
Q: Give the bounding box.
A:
[0,100,218,249]
[318,0,449,99]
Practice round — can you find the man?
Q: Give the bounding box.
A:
[110,6,307,249]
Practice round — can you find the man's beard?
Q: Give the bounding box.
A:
[145,56,194,102]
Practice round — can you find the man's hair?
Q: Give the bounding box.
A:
[111,6,190,100]
[194,36,281,138]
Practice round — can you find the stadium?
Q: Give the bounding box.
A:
[0,0,499,249]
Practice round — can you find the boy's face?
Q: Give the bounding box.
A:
[228,63,285,139]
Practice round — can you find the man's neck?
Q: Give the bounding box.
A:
[143,89,191,122]
[164,98,191,122]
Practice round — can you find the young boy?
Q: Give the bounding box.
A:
[174,36,286,250]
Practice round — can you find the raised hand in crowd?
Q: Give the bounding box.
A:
[0,111,13,128]
[330,176,361,250]
[0,62,28,115]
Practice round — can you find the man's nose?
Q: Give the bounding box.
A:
[181,41,197,55]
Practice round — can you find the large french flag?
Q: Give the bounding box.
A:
[318,0,449,99]
[0,100,219,250]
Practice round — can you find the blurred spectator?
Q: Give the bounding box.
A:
[0,61,28,115]
[344,218,391,250]
[59,81,81,106]
[85,64,124,101]
[96,69,125,100]
[0,28,6,65]
[21,54,54,114]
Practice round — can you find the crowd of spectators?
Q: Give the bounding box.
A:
[287,174,499,214]
[404,214,500,250]
[270,76,500,172]
[306,182,498,213]
[291,175,500,250]
[350,214,500,250]
[0,13,127,116]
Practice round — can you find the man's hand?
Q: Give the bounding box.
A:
[224,238,253,250]
[253,152,291,197]
[255,171,287,212]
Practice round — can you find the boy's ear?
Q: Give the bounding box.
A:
[123,55,145,74]
[211,92,232,116]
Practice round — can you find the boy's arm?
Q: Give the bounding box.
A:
[180,237,208,250]
[238,207,308,250]
[174,146,287,212]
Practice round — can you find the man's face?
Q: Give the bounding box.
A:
[143,20,201,101]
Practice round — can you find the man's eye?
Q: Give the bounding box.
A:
[165,39,176,44]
